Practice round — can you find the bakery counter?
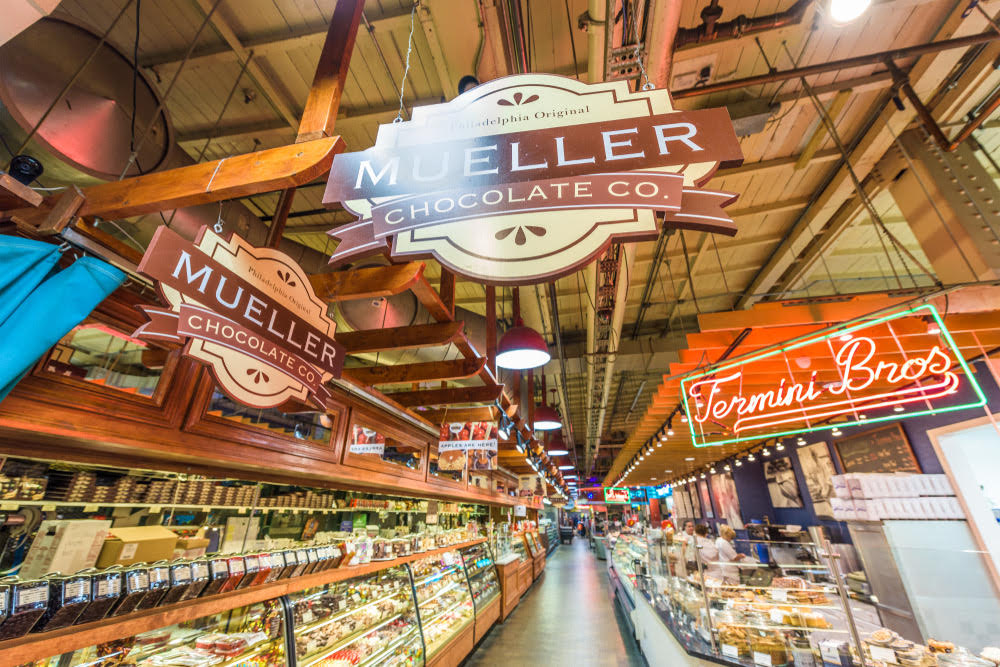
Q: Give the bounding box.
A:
[0,538,485,667]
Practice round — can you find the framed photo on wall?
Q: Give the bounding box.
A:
[764,456,804,508]
[710,472,744,529]
[698,478,714,518]
[798,442,838,518]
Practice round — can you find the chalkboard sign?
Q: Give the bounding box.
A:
[833,424,921,474]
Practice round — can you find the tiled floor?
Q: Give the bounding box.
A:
[463,537,646,667]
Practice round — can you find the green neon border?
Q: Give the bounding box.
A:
[679,304,987,448]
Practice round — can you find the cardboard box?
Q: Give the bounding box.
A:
[173,536,210,559]
[19,519,111,578]
[96,526,178,567]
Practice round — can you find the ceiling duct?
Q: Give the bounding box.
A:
[0,16,332,274]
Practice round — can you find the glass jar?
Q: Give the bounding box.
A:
[109,565,148,616]
[74,568,122,625]
[0,578,48,639]
[158,561,193,605]
[134,562,170,611]
[182,558,211,600]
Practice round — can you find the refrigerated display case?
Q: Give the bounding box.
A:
[288,565,423,667]
[459,541,501,641]
[27,597,288,666]
[496,536,529,621]
[410,550,475,665]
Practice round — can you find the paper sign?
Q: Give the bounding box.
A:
[83,504,99,512]
[439,421,498,471]
[722,645,740,659]
[771,589,788,602]
[349,426,385,456]
[1,502,19,511]
[41,504,55,512]
[120,543,139,560]
[753,651,773,667]
[148,505,162,514]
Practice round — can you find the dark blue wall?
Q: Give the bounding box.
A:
[701,359,1000,546]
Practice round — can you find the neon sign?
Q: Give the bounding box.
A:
[680,304,985,447]
[604,487,629,504]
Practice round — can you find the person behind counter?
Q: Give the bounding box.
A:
[694,524,719,574]
[679,520,697,571]
[711,524,746,584]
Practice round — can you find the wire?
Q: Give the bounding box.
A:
[130,0,141,155]
[394,2,419,124]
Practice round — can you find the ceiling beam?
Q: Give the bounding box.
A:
[388,385,504,407]
[422,407,498,423]
[309,262,423,301]
[192,0,299,129]
[734,3,993,309]
[336,321,464,354]
[345,357,486,385]
[142,6,416,71]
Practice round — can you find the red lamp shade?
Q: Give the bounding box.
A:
[496,325,550,370]
[533,403,561,430]
[546,431,569,456]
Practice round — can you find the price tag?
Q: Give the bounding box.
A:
[293,509,301,514]
[41,504,56,512]
[83,504,99,512]
[0,502,18,511]
[753,651,773,667]
[771,588,788,602]
[201,506,210,513]
[770,609,786,624]
[869,646,896,663]
[238,507,247,514]
[148,505,162,514]
[722,644,740,658]
[301,610,314,624]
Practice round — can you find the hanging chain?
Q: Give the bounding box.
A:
[631,0,653,90]
[395,1,419,123]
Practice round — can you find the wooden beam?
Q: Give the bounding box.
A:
[7,185,85,236]
[796,90,852,171]
[0,174,42,211]
[344,357,486,385]
[410,273,454,322]
[727,197,811,219]
[335,321,464,354]
[309,262,424,301]
[79,137,342,220]
[266,187,296,248]
[422,407,498,423]
[388,385,504,407]
[194,0,300,128]
[297,0,365,143]
[440,268,456,318]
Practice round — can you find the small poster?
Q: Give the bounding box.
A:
[349,425,385,456]
[698,479,714,519]
[798,442,838,518]
[764,456,804,508]
[710,472,744,530]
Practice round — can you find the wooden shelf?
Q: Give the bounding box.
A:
[0,538,485,666]
[0,499,482,516]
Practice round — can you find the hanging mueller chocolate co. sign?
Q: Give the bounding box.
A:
[323,73,744,284]
[134,226,345,410]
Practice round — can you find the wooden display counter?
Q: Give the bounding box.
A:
[426,617,475,667]
[497,558,524,620]
[474,595,501,643]
[0,538,485,666]
[532,550,546,579]
[517,557,533,596]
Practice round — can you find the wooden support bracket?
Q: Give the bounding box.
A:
[309,262,425,301]
[344,357,486,386]
[335,321,464,354]
[387,385,504,407]
[79,137,343,220]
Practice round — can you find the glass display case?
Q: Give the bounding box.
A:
[410,550,475,661]
[29,598,288,666]
[288,565,422,667]
[459,542,500,612]
[522,531,540,557]
[509,535,529,564]
[610,532,906,667]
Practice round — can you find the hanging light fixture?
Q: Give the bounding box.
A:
[828,0,871,24]
[735,458,742,467]
[497,324,550,369]
[546,431,569,456]
[776,442,785,452]
[534,388,561,430]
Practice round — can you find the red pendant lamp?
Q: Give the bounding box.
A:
[496,287,550,370]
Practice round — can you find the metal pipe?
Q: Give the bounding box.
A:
[585,0,607,83]
[675,0,812,50]
[673,32,1000,99]
[948,86,1000,150]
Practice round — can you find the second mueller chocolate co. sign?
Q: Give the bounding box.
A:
[134,226,345,410]
[323,73,744,284]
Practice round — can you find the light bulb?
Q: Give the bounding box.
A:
[735,459,742,467]
[828,0,872,24]
[776,443,785,452]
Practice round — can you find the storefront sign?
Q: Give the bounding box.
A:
[604,487,629,504]
[349,426,385,456]
[323,73,742,284]
[134,227,344,409]
[439,422,498,471]
[681,304,985,447]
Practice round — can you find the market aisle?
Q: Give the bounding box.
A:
[464,537,645,667]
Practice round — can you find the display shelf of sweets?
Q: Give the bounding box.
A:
[610,533,648,596]
[458,542,500,610]
[862,628,1000,667]
[410,550,474,659]
[33,598,288,667]
[289,565,420,667]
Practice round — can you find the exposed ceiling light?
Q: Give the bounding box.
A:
[776,443,785,451]
[828,0,871,25]
[839,333,853,342]
[496,325,550,369]
[893,405,904,413]
[558,465,574,470]
[685,457,695,461]
[735,459,742,467]
[533,403,561,430]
